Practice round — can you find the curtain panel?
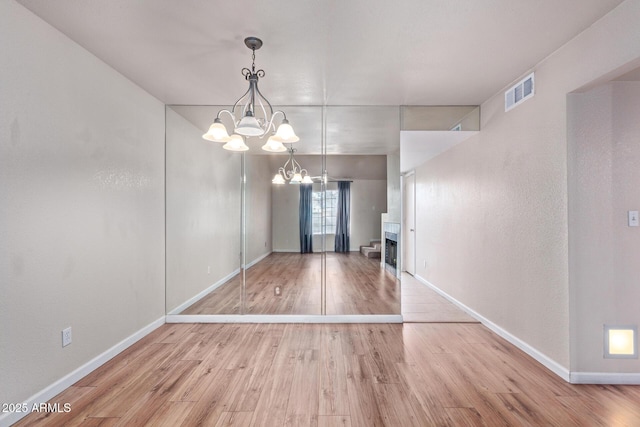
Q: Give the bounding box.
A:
[334,181,350,253]
[299,184,313,253]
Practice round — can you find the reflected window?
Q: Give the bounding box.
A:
[312,190,338,234]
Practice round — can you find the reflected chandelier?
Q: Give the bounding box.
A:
[272,146,313,185]
[202,37,299,152]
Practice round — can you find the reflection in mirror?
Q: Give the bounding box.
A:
[245,106,323,314]
[165,105,404,317]
[250,153,323,314]
[165,106,242,314]
[325,106,401,314]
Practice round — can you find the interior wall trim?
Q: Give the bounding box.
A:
[166,314,403,323]
[569,372,640,385]
[413,275,571,383]
[0,316,166,427]
[167,268,241,315]
[244,251,271,269]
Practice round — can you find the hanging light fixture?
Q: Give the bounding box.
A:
[202,37,299,152]
[272,146,313,184]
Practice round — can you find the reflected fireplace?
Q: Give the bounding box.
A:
[385,231,398,275]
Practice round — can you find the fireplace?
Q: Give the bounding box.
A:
[385,231,398,275]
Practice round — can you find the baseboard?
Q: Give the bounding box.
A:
[166,314,403,323]
[168,268,240,315]
[570,372,640,384]
[413,275,571,382]
[0,316,165,427]
[244,251,271,269]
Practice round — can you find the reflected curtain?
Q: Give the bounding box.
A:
[334,181,350,253]
[299,184,313,254]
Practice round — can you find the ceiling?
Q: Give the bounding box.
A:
[17,0,625,162]
[18,0,623,107]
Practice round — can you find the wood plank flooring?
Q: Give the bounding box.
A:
[182,253,400,315]
[15,323,640,426]
[401,273,477,323]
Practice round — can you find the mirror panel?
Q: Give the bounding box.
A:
[325,106,401,314]
[166,106,242,314]
[246,106,323,314]
[165,105,403,317]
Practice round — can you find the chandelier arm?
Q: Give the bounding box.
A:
[265,110,285,134]
[217,109,235,123]
[278,166,290,180]
[255,96,270,134]
[231,86,252,117]
[254,84,275,117]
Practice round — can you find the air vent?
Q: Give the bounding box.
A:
[505,72,534,112]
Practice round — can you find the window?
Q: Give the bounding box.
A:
[312,190,338,235]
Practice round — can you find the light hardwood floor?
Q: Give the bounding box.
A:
[15,322,640,426]
[401,273,477,323]
[182,253,401,315]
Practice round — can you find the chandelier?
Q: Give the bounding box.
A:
[272,146,313,184]
[202,37,299,152]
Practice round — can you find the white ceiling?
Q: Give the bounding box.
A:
[18,0,623,107]
[17,0,625,162]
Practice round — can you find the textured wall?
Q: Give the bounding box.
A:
[0,0,165,406]
[413,0,640,370]
[165,108,241,313]
[568,82,640,373]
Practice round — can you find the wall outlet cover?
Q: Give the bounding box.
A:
[62,327,72,347]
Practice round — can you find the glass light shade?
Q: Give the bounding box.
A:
[235,113,264,136]
[222,134,249,152]
[261,137,287,152]
[290,172,303,183]
[301,175,314,184]
[273,120,299,143]
[272,174,285,185]
[202,119,231,142]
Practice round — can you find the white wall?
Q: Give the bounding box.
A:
[165,108,242,313]
[349,180,387,250]
[246,154,273,264]
[0,0,165,408]
[271,180,386,252]
[272,184,302,252]
[568,81,640,374]
[386,153,401,223]
[412,0,640,373]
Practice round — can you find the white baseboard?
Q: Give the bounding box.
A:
[168,268,240,315]
[168,253,272,315]
[167,314,403,324]
[244,251,271,269]
[570,372,640,384]
[413,275,571,382]
[0,316,165,427]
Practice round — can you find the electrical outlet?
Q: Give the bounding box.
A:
[62,327,72,347]
[423,260,427,268]
[207,265,211,274]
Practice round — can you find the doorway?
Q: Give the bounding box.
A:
[403,173,415,275]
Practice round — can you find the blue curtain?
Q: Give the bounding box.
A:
[299,184,313,254]
[334,181,350,253]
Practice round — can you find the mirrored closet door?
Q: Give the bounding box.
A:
[165,105,402,318]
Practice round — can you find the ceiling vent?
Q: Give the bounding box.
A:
[505,72,534,112]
